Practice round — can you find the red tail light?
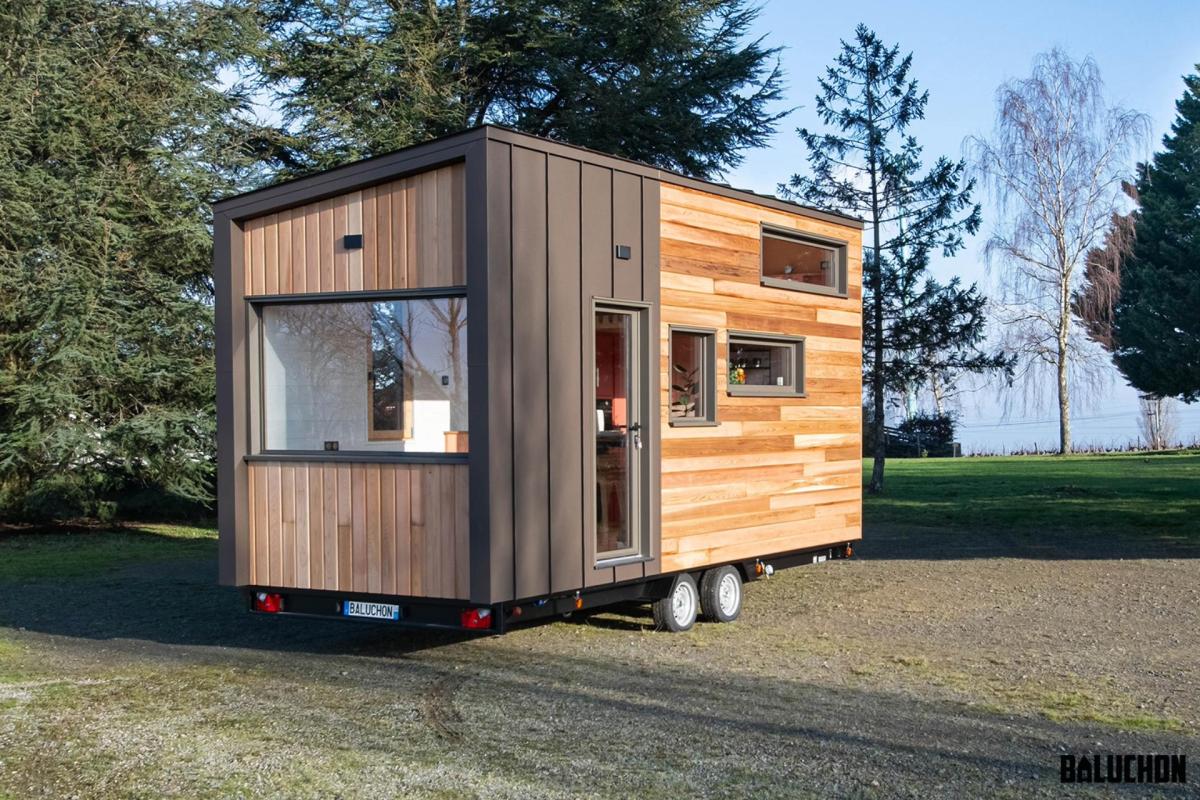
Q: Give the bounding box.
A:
[460,607,493,630]
[254,592,283,613]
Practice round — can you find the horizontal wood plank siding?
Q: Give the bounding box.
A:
[243,163,466,295]
[247,461,468,599]
[659,183,863,572]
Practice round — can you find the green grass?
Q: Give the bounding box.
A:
[0,523,216,581]
[864,451,1200,539]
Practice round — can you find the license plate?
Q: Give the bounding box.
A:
[343,600,401,621]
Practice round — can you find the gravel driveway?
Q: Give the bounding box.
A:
[0,523,1196,799]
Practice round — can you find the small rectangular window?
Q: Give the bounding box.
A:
[669,326,717,426]
[761,227,847,296]
[727,332,804,397]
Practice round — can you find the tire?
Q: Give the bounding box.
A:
[699,566,743,623]
[652,574,699,632]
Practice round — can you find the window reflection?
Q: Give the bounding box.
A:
[262,298,468,453]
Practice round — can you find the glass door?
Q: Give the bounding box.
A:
[594,305,644,561]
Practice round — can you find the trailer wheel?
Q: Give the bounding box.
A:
[652,574,699,632]
[699,566,742,622]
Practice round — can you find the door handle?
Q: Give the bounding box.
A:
[629,422,643,449]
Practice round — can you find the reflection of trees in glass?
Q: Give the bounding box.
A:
[370,298,467,428]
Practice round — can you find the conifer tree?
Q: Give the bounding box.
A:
[784,25,1003,493]
[251,0,785,178]
[0,0,258,518]
[1110,69,1200,402]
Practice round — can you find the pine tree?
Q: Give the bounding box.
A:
[1110,70,1200,402]
[784,25,1003,494]
[251,0,785,178]
[0,0,258,519]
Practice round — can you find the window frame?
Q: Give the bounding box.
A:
[667,325,718,427]
[248,287,468,462]
[760,224,849,298]
[726,331,806,398]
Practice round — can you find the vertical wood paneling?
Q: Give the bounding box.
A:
[454,465,470,598]
[410,468,425,596]
[512,146,550,600]
[293,466,307,587]
[366,464,382,594]
[281,465,296,587]
[547,155,584,593]
[291,208,307,294]
[336,464,352,589]
[247,461,466,598]
[362,187,377,292]
[318,199,334,292]
[243,163,466,296]
[278,212,292,295]
[351,463,367,591]
[394,467,412,594]
[321,463,337,590]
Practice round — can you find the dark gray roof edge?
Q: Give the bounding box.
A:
[213,124,865,230]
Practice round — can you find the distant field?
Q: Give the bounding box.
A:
[865,451,1200,543]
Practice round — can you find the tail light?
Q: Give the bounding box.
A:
[254,592,283,613]
[460,607,493,630]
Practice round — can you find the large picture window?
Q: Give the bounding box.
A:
[761,227,847,296]
[261,297,467,454]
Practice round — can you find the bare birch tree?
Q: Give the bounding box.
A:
[1138,394,1176,451]
[968,49,1148,453]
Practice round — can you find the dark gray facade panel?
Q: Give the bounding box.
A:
[214,214,249,586]
[611,171,643,303]
[580,163,616,588]
[510,146,551,600]
[640,178,663,580]
[482,126,864,229]
[612,172,648,584]
[485,140,516,603]
[546,155,585,594]
[463,140,493,604]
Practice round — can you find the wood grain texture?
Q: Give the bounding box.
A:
[659,183,863,572]
[243,163,465,295]
[247,461,468,599]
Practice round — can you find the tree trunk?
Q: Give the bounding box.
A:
[1056,322,1071,454]
[864,56,886,495]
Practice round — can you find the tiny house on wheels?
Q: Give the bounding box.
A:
[214,126,864,634]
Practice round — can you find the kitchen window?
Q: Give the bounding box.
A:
[727,332,805,397]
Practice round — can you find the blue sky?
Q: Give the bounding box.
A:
[722,0,1200,451]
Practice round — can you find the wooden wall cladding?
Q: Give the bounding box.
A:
[659,184,864,572]
[242,162,465,295]
[247,461,469,600]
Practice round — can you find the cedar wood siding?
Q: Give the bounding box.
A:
[659,184,864,571]
[236,162,471,600]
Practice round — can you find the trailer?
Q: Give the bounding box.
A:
[213,126,864,633]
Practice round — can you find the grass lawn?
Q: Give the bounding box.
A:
[0,454,1196,798]
[865,450,1200,542]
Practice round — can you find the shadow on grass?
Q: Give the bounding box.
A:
[0,526,472,655]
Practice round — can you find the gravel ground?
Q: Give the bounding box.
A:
[0,523,1196,799]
